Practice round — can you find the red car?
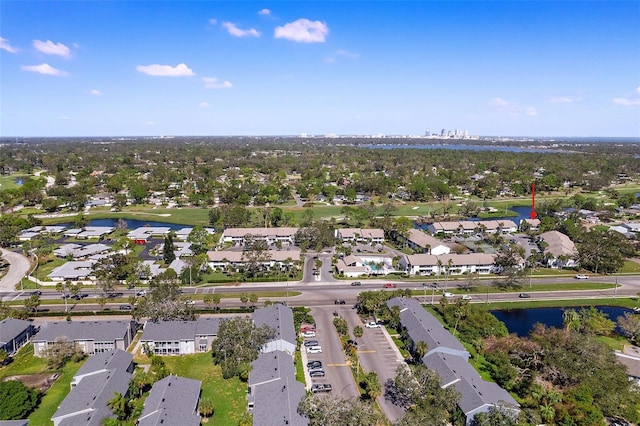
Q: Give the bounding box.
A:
[383,283,397,289]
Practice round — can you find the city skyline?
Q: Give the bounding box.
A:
[1,1,639,138]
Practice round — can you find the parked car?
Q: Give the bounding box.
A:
[119,305,132,311]
[461,294,472,300]
[365,321,380,329]
[308,366,325,374]
[136,290,147,297]
[519,293,531,298]
[383,283,397,288]
[334,299,346,305]
[309,369,325,377]
[575,274,588,279]
[304,340,319,347]
[300,325,316,332]
[30,290,42,296]
[350,281,362,286]
[306,345,323,354]
[307,360,322,369]
[301,331,316,338]
[311,383,332,393]
[185,299,195,305]
[443,292,455,298]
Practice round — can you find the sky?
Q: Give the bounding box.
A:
[1,1,639,138]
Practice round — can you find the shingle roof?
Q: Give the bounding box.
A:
[249,350,296,388]
[35,320,133,343]
[138,375,201,426]
[0,318,32,345]
[252,304,297,348]
[74,349,132,379]
[141,318,220,341]
[539,230,577,258]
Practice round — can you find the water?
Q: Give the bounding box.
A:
[490,306,633,336]
[414,205,533,230]
[61,218,187,230]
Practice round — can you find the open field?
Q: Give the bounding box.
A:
[484,297,640,310]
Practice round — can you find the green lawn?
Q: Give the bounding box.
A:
[0,344,83,425]
[620,260,640,274]
[0,173,32,191]
[410,282,616,298]
[485,297,640,310]
[28,360,83,425]
[162,353,246,426]
[35,258,66,282]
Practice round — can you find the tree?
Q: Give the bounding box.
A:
[240,293,249,307]
[163,232,176,265]
[249,293,258,306]
[297,394,384,426]
[0,380,39,420]
[471,404,520,426]
[211,317,275,380]
[198,398,214,418]
[107,392,129,420]
[353,326,363,339]
[618,312,640,344]
[23,293,40,313]
[361,371,382,400]
[492,244,525,290]
[41,337,85,369]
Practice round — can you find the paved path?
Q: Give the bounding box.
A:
[0,249,31,294]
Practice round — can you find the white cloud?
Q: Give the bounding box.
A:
[199,102,210,108]
[274,19,328,43]
[209,19,218,25]
[203,77,232,89]
[222,22,260,38]
[21,63,69,76]
[488,97,537,117]
[145,121,155,126]
[89,89,103,96]
[0,37,18,53]
[613,87,640,106]
[326,48,360,63]
[136,63,195,77]
[258,8,271,16]
[33,39,70,58]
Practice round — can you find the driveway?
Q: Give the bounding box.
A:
[0,249,31,294]
[308,307,359,399]
[342,308,406,422]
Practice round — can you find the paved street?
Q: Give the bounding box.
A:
[0,249,30,294]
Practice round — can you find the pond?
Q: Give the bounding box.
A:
[490,306,634,337]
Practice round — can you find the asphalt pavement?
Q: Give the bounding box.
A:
[0,249,31,295]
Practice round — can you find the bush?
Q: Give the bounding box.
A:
[0,380,39,420]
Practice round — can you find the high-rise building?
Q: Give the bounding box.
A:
[425,128,431,137]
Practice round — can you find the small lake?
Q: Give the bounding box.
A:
[62,218,187,230]
[490,306,634,337]
[414,205,533,230]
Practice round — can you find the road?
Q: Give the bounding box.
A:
[0,249,31,294]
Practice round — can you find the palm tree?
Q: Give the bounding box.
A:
[107,392,128,420]
[415,340,428,360]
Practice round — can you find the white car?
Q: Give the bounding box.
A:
[301,331,316,338]
[575,274,588,280]
[461,294,472,300]
[306,345,323,354]
[443,292,455,298]
[365,321,380,329]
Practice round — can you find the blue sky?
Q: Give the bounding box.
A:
[1,1,639,137]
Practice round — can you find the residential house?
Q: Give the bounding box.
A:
[335,228,385,244]
[428,220,517,236]
[0,318,35,355]
[387,297,519,425]
[220,228,299,246]
[253,304,297,355]
[404,229,451,255]
[47,260,97,282]
[247,350,307,426]
[63,226,114,239]
[140,317,220,356]
[33,320,136,357]
[538,230,578,268]
[138,375,202,426]
[51,349,133,426]
[401,253,497,276]
[519,218,540,232]
[53,243,110,260]
[207,250,300,271]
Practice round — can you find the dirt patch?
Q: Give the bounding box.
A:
[3,373,60,393]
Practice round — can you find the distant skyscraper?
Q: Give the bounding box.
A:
[441,129,446,137]
[425,128,431,137]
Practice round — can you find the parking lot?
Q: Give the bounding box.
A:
[302,307,358,398]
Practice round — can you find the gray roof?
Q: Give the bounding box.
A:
[0,318,32,345]
[252,304,297,348]
[138,375,201,426]
[252,375,307,426]
[387,297,468,358]
[249,350,296,388]
[423,352,517,415]
[0,421,29,426]
[74,349,132,379]
[35,320,133,343]
[142,317,220,341]
[53,368,131,425]
[48,260,96,280]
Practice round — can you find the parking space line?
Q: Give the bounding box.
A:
[326,363,349,367]
[357,350,376,354]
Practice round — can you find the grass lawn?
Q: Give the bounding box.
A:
[294,349,305,384]
[35,258,66,282]
[0,173,31,191]
[0,344,47,379]
[162,353,246,426]
[410,282,616,298]
[28,359,83,425]
[485,297,640,310]
[620,260,640,274]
